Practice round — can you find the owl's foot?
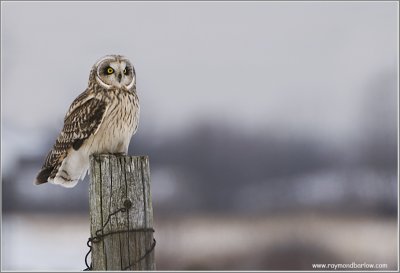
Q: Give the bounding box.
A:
[113,152,127,156]
[91,152,127,157]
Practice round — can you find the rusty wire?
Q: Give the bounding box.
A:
[84,200,155,270]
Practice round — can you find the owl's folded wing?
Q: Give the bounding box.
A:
[35,94,107,185]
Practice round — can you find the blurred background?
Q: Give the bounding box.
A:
[1,1,398,271]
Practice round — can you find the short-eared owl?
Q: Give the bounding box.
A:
[35,55,140,188]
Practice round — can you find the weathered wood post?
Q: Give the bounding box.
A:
[88,154,155,271]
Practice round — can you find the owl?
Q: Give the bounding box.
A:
[34,55,140,188]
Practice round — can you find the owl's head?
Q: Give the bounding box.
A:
[92,55,136,90]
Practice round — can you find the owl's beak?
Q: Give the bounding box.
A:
[117,73,122,82]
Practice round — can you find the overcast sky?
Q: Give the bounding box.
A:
[2,1,398,142]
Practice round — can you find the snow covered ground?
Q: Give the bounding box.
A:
[2,212,397,270]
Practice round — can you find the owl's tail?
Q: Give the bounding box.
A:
[34,149,88,188]
[34,166,53,185]
[51,149,89,188]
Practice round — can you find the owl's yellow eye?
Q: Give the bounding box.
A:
[123,69,127,74]
[107,67,114,74]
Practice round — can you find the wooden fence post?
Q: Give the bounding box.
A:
[88,154,155,271]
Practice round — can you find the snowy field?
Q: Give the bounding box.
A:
[2,212,397,270]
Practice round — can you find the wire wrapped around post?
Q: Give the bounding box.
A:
[84,200,156,270]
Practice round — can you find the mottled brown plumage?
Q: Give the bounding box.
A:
[35,55,139,188]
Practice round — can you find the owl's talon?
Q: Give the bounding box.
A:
[114,152,127,156]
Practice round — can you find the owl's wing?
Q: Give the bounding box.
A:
[35,92,107,184]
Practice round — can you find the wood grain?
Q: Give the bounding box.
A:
[89,154,155,270]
